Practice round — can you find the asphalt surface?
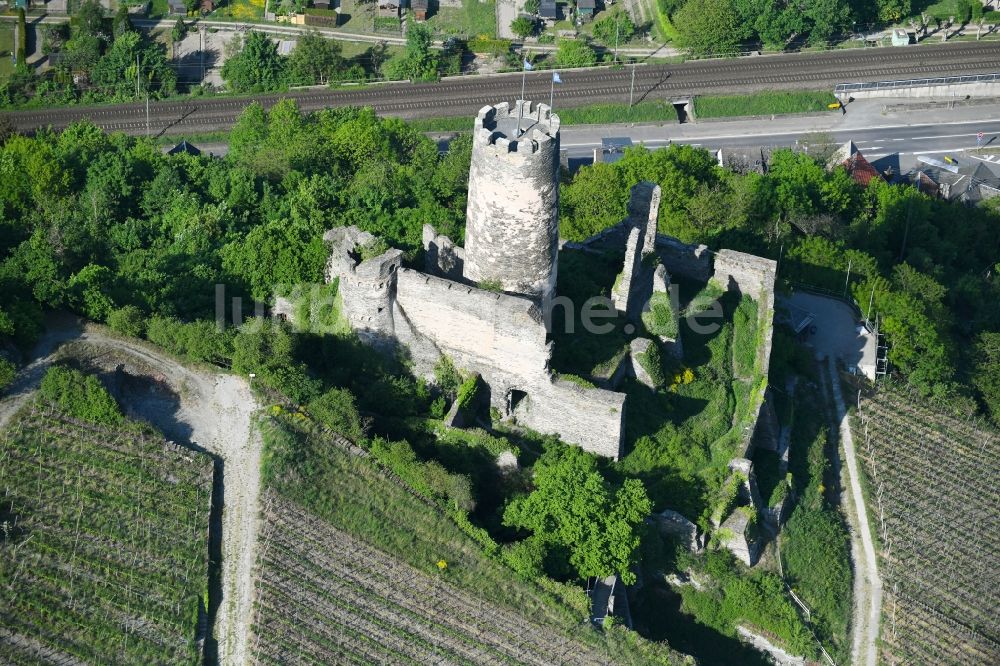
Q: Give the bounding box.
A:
[8,41,1000,136]
[560,116,1000,162]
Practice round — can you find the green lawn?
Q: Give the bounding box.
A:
[149,0,170,19]
[421,0,496,38]
[915,0,969,21]
[0,25,13,82]
[695,90,838,119]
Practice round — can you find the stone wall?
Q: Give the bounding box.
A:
[392,268,627,459]
[325,227,403,348]
[713,249,778,457]
[422,224,465,282]
[394,268,550,382]
[612,227,643,316]
[654,235,713,282]
[463,102,560,301]
[511,377,625,460]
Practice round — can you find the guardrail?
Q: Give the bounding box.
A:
[836,72,1000,93]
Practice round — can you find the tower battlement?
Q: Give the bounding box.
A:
[473,101,560,155]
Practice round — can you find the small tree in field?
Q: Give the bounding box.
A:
[511,16,537,39]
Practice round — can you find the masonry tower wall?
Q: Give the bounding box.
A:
[463,101,560,301]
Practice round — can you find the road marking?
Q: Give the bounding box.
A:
[910,133,974,140]
[908,146,975,155]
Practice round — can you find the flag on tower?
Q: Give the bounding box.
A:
[552,72,562,84]
[523,59,534,71]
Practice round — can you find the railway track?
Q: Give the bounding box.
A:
[8,41,1000,135]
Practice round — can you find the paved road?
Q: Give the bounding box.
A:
[7,40,1000,136]
[558,100,1000,167]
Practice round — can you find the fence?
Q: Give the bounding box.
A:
[835,72,1000,94]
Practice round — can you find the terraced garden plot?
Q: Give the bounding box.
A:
[852,386,1000,666]
[251,491,611,665]
[0,404,213,665]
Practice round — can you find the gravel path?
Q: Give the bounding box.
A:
[0,315,262,666]
[821,356,882,666]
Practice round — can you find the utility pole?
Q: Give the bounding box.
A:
[843,258,852,299]
[136,53,140,100]
[146,94,150,138]
[628,62,635,108]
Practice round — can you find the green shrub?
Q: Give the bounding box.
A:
[987,10,1000,23]
[502,536,547,580]
[0,358,16,391]
[478,278,503,292]
[732,295,759,377]
[433,355,462,397]
[556,373,597,388]
[39,365,123,426]
[230,318,322,404]
[641,292,678,339]
[678,550,816,657]
[456,374,480,411]
[430,395,448,419]
[147,316,232,365]
[107,305,146,337]
[357,236,390,261]
[307,387,365,441]
[637,343,666,387]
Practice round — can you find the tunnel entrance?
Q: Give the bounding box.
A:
[673,99,693,124]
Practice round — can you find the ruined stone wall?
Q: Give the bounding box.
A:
[511,377,625,460]
[324,227,403,348]
[463,102,560,301]
[422,224,465,282]
[393,268,626,458]
[654,235,713,282]
[612,227,643,316]
[712,249,777,301]
[394,268,551,381]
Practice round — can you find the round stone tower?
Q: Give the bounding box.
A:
[462,100,560,302]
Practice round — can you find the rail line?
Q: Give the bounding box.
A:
[8,41,1000,135]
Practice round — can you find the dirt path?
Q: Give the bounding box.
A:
[0,316,262,666]
[821,356,881,666]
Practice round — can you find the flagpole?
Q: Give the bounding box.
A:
[518,66,526,137]
[549,74,554,110]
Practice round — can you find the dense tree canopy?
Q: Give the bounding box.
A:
[0,102,471,367]
[222,31,287,93]
[666,0,921,54]
[554,38,598,67]
[503,444,651,583]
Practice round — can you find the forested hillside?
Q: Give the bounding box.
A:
[562,142,1000,420]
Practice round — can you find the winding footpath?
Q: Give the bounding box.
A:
[0,316,262,666]
[822,357,882,666]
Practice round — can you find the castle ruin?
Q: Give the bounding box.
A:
[325,100,778,482]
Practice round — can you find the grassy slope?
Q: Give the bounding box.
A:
[257,413,689,664]
[695,91,838,118]
[0,404,213,663]
[781,379,852,662]
[0,25,13,82]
